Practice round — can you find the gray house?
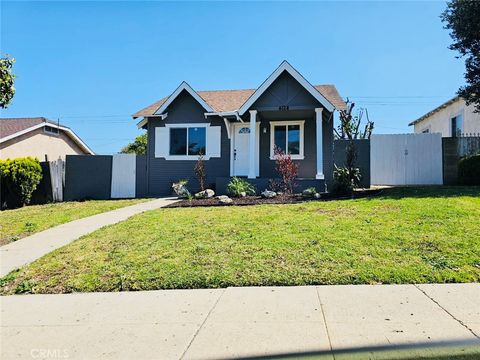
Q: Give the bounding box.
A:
[133,61,346,196]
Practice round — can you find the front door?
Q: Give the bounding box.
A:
[232,123,259,176]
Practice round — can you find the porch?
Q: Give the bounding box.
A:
[218,106,333,194]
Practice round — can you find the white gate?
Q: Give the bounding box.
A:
[111,154,136,198]
[371,133,443,185]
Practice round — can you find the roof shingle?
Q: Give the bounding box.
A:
[133,84,346,118]
[0,117,59,139]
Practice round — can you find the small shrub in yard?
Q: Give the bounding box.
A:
[227,177,256,197]
[458,154,480,185]
[273,146,298,194]
[302,187,317,198]
[172,179,191,198]
[333,165,361,195]
[0,157,42,207]
[333,140,361,195]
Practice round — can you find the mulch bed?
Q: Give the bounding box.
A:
[165,188,383,208]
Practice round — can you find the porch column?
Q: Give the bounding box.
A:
[315,108,324,179]
[248,110,257,179]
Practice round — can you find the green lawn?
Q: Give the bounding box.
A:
[0,199,148,246]
[1,187,479,294]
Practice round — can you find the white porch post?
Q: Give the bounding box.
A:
[248,110,257,179]
[315,108,324,179]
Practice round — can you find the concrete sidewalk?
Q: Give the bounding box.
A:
[0,198,177,277]
[1,284,479,359]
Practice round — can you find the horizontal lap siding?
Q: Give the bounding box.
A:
[146,91,230,196]
[250,71,334,188]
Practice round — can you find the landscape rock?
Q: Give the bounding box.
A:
[302,188,317,198]
[314,193,321,199]
[219,197,233,204]
[240,191,247,198]
[261,190,276,198]
[195,189,215,199]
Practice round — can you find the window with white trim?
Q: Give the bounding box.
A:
[270,120,304,160]
[169,127,206,156]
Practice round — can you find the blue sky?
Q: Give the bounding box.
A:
[0,1,464,154]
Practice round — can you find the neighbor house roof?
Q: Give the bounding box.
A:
[133,85,345,119]
[408,96,461,126]
[0,117,94,154]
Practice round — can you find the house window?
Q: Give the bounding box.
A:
[169,126,206,156]
[44,125,59,135]
[270,120,304,160]
[422,128,430,134]
[451,114,463,137]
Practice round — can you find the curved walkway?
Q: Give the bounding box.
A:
[0,198,177,277]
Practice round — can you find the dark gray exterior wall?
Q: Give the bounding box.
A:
[64,155,112,201]
[248,71,334,189]
[146,90,230,196]
[145,71,336,196]
[333,139,371,188]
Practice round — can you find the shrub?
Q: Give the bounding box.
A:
[0,157,42,207]
[333,165,361,195]
[172,179,191,198]
[458,154,480,185]
[194,153,206,191]
[273,146,298,194]
[226,177,256,197]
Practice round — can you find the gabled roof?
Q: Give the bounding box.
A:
[0,117,94,155]
[408,96,461,126]
[153,81,214,116]
[238,60,335,115]
[132,62,346,120]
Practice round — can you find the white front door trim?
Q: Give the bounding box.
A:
[230,121,260,177]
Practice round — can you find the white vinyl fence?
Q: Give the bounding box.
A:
[111,154,136,198]
[371,133,443,186]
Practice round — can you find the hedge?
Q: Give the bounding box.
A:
[0,157,43,208]
[458,154,480,185]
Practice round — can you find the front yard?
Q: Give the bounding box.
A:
[1,187,479,294]
[0,199,147,246]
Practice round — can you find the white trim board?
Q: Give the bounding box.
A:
[269,120,305,160]
[230,122,260,177]
[0,122,94,155]
[238,61,335,115]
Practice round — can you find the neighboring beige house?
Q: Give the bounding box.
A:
[0,117,94,160]
[409,96,480,137]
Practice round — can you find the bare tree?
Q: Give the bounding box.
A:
[334,101,374,140]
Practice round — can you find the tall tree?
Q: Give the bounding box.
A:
[120,133,147,155]
[0,55,15,109]
[442,0,480,112]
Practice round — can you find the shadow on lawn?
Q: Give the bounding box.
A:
[231,339,480,359]
[370,186,480,200]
